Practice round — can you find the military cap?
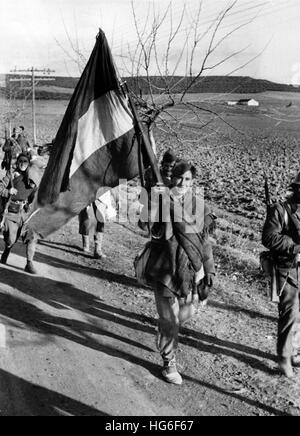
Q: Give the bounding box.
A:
[172,160,197,178]
[290,172,300,187]
[162,149,177,164]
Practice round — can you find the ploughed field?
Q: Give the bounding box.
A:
[1,91,300,221]
[1,92,300,415]
[155,92,300,221]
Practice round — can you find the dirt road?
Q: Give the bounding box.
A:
[0,218,299,416]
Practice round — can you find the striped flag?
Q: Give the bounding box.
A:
[25,30,148,238]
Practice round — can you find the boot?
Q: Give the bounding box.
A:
[25,261,37,275]
[156,327,162,351]
[292,355,300,368]
[278,357,294,378]
[82,235,90,253]
[25,239,37,274]
[162,358,182,385]
[0,247,11,265]
[94,232,107,259]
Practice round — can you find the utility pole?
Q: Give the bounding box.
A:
[9,67,55,144]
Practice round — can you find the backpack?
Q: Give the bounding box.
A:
[134,241,152,287]
[260,206,291,303]
[260,206,289,276]
[0,197,5,217]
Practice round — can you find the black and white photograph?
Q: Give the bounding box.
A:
[0,0,300,418]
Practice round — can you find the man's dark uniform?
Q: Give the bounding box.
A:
[138,150,177,230]
[0,154,40,274]
[1,138,22,170]
[262,198,300,365]
[17,132,31,154]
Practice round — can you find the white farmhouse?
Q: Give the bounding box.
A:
[237,98,259,107]
[228,98,259,107]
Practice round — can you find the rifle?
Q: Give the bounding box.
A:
[0,159,14,230]
[262,172,280,303]
[264,172,271,211]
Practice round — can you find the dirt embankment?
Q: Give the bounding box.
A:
[0,208,300,417]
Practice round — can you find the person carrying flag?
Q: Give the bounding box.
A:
[144,160,215,385]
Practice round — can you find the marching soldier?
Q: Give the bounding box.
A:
[79,190,116,259]
[262,172,300,378]
[144,149,178,190]
[16,126,32,154]
[1,129,22,171]
[79,202,106,259]
[0,153,40,274]
[142,160,215,385]
[138,149,177,231]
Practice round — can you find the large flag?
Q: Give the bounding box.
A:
[25,30,149,239]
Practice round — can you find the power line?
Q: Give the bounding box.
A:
[55,0,296,76]
[113,0,296,76]
[79,1,263,54]
[110,0,270,52]
[58,0,272,74]
[112,0,296,54]
[9,67,56,144]
[220,0,300,29]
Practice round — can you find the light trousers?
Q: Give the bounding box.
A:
[155,289,195,362]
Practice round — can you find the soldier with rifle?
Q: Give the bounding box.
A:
[262,173,300,378]
[138,149,178,232]
[1,128,22,171]
[16,126,32,154]
[0,153,41,274]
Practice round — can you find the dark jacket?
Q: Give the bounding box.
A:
[262,200,300,269]
[146,191,215,298]
[17,133,31,153]
[0,171,36,204]
[2,138,22,162]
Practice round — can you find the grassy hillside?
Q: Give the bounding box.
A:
[125,76,300,95]
[2,74,299,100]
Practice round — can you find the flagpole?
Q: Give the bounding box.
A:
[120,81,175,240]
[121,82,163,185]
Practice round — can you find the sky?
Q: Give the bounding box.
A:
[0,0,300,84]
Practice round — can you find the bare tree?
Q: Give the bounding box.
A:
[55,0,267,150]
[54,13,87,76]
[116,0,267,149]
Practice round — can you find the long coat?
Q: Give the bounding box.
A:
[145,190,215,298]
[262,200,300,269]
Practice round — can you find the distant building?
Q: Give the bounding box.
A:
[0,74,6,88]
[227,98,259,107]
[237,98,259,106]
